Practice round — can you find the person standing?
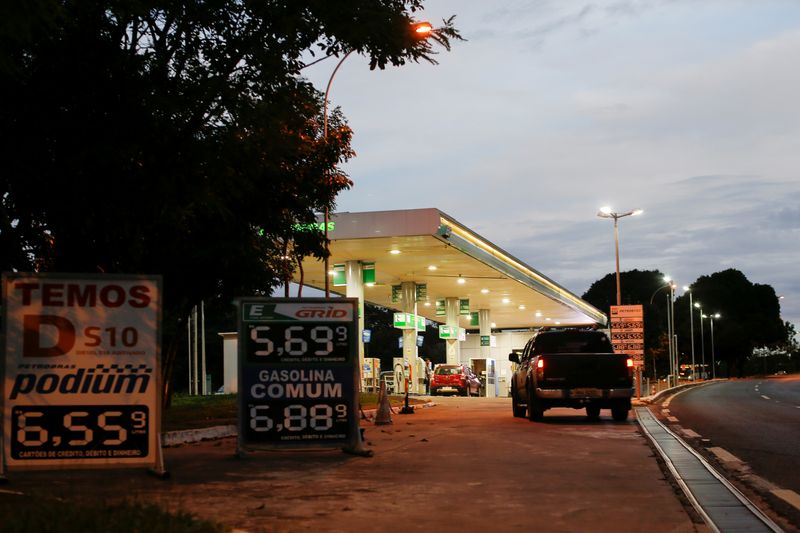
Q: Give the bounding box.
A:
[424,358,433,394]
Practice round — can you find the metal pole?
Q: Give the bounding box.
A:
[688,292,695,379]
[613,217,621,306]
[322,50,355,299]
[192,305,199,396]
[710,317,716,379]
[670,285,677,385]
[666,293,673,384]
[201,300,207,395]
[187,315,192,394]
[698,311,706,379]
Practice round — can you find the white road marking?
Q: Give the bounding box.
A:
[761,395,771,400]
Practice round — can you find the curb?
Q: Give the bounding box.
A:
[161,401,437,447]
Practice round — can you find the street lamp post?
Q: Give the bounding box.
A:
[649,277,676,386]
[709,313,720,379]
[598,206,643,396]
[667,282,677,385]
[321,22,433,298]
[597,207,644,305]
[695,302,705,379]
[684,286,695,380]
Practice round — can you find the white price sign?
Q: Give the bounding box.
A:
[2,273,162,472]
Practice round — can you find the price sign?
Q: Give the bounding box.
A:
[610,304,644,364]
[1,273,162,472]
[237,298,358,450]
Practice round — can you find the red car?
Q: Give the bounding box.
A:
[430,364,481,396]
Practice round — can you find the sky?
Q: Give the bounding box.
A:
[301,0,800,339]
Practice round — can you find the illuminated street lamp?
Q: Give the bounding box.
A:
[322,22,434,297]
[694,302,705,379]
[683,286,696,380]
[649,276,677,385]
[709,313,720,379]
[597,206,643,306]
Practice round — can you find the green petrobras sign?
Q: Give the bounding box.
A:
[393,312,415,330]
[439,325,464,340]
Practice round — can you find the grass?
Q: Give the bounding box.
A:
[163,391,423,431]
[0,496,225,533]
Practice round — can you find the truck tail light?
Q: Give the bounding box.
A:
[626,358,633,368]
[535,358,544,380]
[537,359,544,369]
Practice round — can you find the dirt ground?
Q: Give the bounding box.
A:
[1,397,702,532]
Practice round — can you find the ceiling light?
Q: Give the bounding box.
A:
[428,265,437,271]
[502,297,510,304]
[389,249,401,255]
[491,322,496,328]
[545,317,551,321]
[457,276,466,284]
[481,288,489,294]
[365,282,375,287]
[518,305,526,310]
[535,311,542,317]
[424,301,431,307]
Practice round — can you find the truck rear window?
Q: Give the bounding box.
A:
[532,332,614,354]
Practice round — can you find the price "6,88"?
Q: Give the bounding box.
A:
[249,404,346,432]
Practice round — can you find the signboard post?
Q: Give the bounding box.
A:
[236,298,369,456]
[1,273,164,477]
[610,305,644,399]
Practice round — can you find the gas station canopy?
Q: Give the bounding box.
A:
[293,208,606,329]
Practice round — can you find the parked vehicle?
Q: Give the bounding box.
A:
[509,328,634,421]
[430,364,481,396]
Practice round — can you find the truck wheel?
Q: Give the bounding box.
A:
[585,405,600,420]
[511,385,526,418]
[611,406,629,421]
[526,384,543,421]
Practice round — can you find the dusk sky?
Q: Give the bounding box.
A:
[302,1,800,339]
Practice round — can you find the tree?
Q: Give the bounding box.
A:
[675,269,787,377]
[582,269,670,378]
[1,1,462,399]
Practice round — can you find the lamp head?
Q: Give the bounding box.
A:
[413,21,433,37]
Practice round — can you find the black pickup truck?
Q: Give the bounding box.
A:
[508,328,634,421]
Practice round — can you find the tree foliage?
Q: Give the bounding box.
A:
[675,269,788,377]
[0,1,462,396]
[583,268,788,378]
[582,269,671,377]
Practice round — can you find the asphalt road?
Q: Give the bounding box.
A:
[3,397,700,532]
[666,376,800,494]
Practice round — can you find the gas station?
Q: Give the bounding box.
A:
[287,207,608,397]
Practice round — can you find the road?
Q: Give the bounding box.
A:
[2,397,700,532]
[666,376,800,494]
